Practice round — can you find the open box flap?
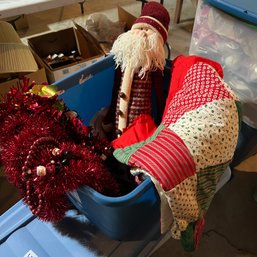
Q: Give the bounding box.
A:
[74,22,106,57]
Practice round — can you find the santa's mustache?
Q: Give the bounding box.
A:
[110,29,165,78]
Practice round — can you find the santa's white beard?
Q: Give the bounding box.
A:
[110,30,166,78]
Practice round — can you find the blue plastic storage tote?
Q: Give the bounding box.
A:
[0,201,162,257]
[53,54,172,241]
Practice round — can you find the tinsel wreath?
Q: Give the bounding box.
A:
[0,79,122,222]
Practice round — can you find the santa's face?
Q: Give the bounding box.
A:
[131,25,156,39]
[110,23,166,78]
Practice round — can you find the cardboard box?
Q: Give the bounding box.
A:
[27,24,106,83]
[0,68,47,101]
[117,5,137,31]
[3,15,29,31]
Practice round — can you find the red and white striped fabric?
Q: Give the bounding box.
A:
[128,126,195,190]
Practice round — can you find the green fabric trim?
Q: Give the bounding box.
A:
[181,222,195,252]
[113,124,166,165]
[235,100,242,131]
[196,161,230,210]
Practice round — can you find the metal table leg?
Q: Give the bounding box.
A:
[79,0,85,14]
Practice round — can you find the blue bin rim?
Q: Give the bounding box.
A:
[72,176,157,206]
[53,54,115,91]
[0,201,34,243]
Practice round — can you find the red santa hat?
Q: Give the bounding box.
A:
[132,1,170,43]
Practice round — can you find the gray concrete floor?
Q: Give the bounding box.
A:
[150,170,257,257]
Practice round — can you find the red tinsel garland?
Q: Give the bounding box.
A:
[0,80,122,222]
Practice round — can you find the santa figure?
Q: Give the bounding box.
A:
[102,1,170,138]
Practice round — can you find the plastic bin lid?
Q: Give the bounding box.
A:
[207,0,257,25]
[0,202,106,257]
[0,201,160,257]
